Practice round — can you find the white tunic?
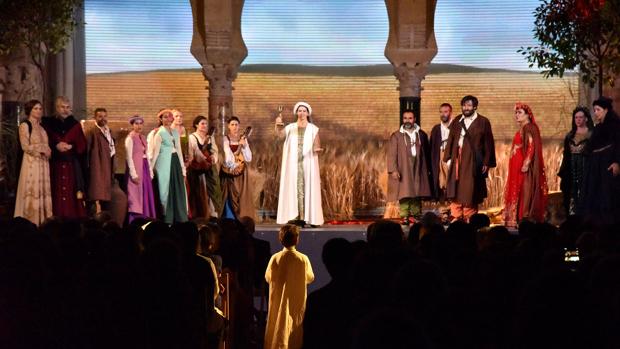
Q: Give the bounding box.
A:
[264,247,314,349]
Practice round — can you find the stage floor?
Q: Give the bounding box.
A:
[254,224,369,292]
[254,222,517,292]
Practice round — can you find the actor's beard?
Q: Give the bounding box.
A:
[440,115,450,123]
[462,108,475,117]
[403,122,414,129]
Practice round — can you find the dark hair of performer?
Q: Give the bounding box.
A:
[94,107,107,116]
[440,103,452,111]
[569,107,593,139]
[24,99,43,116]
[592,96,618,123]
[460,95,479,108]
[192,115,208,129]
[227,116,240,124]
[402,109,416,116]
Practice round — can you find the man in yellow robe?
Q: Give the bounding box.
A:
[264,224,314,349]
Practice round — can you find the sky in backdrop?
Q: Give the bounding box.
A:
[85,0,543,74]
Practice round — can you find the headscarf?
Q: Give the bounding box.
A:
[157,108,173,120]
[129,115,144,125]
[515,102,536,124]
[592,96,613,111]
[293,101,312,117]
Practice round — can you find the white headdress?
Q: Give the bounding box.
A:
[293,101,312,116]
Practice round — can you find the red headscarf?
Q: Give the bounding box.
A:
[515,102,536,124]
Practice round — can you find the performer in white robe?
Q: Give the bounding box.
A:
[264,224,314,349]
[275,101,324,226]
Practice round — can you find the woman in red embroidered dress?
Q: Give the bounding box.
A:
[503,102,548,227]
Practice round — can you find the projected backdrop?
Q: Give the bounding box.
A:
[85,0,576,217]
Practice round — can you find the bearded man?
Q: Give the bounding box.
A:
[443,95,496,222]
[85,107,116,213]
[387,109,433,225]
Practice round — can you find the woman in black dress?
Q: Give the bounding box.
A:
[558,106,593,216]
[582,97,620,223]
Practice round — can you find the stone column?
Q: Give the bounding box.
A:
[202,64,236,137]
[190,0,247,137]
[383,0,438,218]
[48,2,86,119]
[384,0,438,125]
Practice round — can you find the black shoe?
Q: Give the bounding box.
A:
[308,224,320,228]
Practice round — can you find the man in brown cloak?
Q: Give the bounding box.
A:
[443,95,496,222]
[387,109,433,225]
[85,108,116,213]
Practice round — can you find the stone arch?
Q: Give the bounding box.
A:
[189,0,437,128]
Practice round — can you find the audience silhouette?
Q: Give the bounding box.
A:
[2,214,619,348]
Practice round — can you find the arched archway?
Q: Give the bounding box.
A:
[189,0,438,219]
[190,0,437,129]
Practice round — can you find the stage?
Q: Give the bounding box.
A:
[254,224,369,292]
[254,221,520,292]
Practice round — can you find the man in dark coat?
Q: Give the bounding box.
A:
[430,103,454,221]
[443,95,496,222]
[85,108,115,213]
[387,109,433,225]
[42,96,87,219]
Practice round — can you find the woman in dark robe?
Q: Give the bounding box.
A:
[582,96,620,223]
[503,102,548,227]
[558,107,593,216]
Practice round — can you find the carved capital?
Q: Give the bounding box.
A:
[202,64,236,97]
[385,0,438,97]
[394,63,429,97]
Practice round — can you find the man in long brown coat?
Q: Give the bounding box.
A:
[443,95,496,222]
[387,109,433,225]
[85,108,116,213]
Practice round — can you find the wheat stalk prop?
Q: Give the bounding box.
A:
[247,138,563,221]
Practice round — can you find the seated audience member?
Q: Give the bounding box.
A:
[239,216,272,292]
[303,238,354,349]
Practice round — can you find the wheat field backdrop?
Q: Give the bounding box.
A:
[87,66,577,220]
